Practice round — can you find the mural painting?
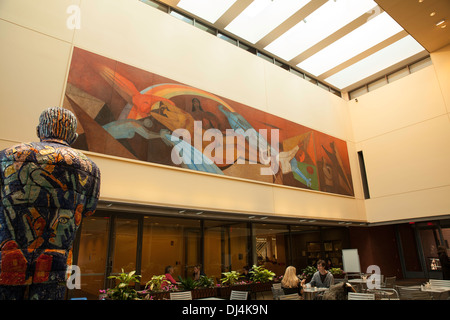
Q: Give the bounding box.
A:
[63,47,354,196]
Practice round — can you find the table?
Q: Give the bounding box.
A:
[348,279,368,292]
[420,286,450,300]
[303,287,328,300]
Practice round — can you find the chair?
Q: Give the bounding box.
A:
[370,288,400,300]
[272,283,282,290]
[429,279,450,288]
[383,276,396,288]
[170,291,192,300]
[279,293,301,300]
[230,290,248,300]
[397,286,433,300]
[347,292,375,300]
[271,287,284,300]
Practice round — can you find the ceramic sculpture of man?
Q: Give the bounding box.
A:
[0,107,101,300]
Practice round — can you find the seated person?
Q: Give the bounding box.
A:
[281,266,302,296]
[301,260,334,288]
[162,265,177,288]
[192,264,206,280]
[241,265,252,281]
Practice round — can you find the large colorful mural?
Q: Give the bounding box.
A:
[63,47,354,196]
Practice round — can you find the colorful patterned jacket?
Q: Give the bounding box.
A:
[0,139,100,285]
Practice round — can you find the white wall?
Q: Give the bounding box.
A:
[348,47,450,223]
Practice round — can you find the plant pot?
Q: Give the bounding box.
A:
[251,281,273,293]
[191,287,217,299]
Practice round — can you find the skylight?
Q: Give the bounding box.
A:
[225,0,311,44]
[177,0,237,23]
[297,12,405,77]
[324,35,426,89]
[264,0,378,61]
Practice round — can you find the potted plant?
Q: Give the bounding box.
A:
[300,266,317,283]
[140,274,175,300]
[249,265,275,292]
[192,275,217,299]
[217,271,243,298]
[106,269,141,300]
[178,275,198,291]
[220,271,242,286]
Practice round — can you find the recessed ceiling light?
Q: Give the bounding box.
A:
[441,24,447,28]
[430,12,436,17]
[436,19,446,26]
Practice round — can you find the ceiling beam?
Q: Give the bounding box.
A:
[318,30,408,80]
[290,5,385,66]
[255,0,328,48]
[215,0,254,29]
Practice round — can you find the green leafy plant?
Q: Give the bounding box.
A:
[249,265,275,283]
[329,267,343,275]
[301,266,317,279]
[145,274,169,292]
[178,276,198,290]
[220,271,242,286]
[195,275,215,288]
[107,269,141,300]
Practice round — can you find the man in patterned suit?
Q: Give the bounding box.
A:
[0,107,101,299]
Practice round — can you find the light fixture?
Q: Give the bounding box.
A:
[436,19,446,26]
[179,210,186,214]
[430,12,436,17]
[196,211,203,215]
[248,215,256,219]
[260,216,268,220]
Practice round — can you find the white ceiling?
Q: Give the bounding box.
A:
[155,0,448,93]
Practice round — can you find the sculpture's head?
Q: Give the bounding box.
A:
[36,107,78,145]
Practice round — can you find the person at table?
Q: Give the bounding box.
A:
[163,265,177,285]
[281,266,302,296]
[241,265,252,281]
[437,246,450,280]
[301,260,334,288]
[193,264,206,280]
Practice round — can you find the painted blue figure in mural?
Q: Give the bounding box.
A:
[0,107,101,300]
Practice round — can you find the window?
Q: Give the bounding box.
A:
[195,20,216,35]
[349,86,368,100]
[253,223,289,276]
[217,32,238,46]
[140,0,168,12]
[409,56,432,73]
[170,10,194,25]
[141,216,201,283]
[387,67,410,83]
[203,221,249,281]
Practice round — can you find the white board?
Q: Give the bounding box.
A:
[342,249,361,273]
